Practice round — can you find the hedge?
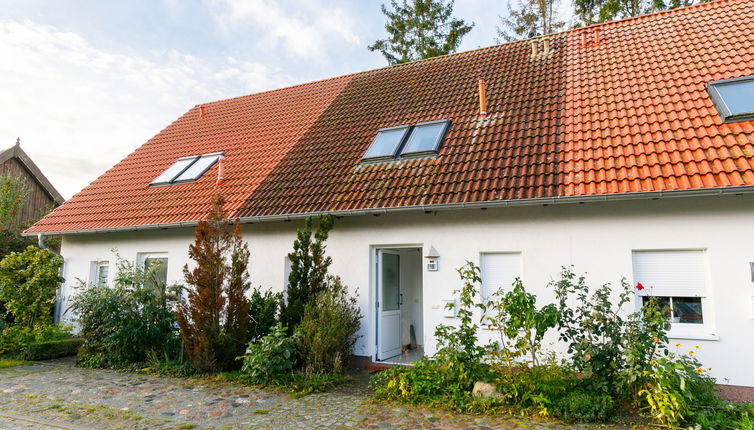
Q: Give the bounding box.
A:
[23,338,82,360]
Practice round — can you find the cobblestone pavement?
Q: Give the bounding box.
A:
[0,359,629,429]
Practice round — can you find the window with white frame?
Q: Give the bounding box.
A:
[90,261,109,287]
[140,254,168,289]
[632,250,709,329]
[284,256,292,289]
[479,253,522,321]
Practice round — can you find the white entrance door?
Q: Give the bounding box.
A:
[377,250,401,360]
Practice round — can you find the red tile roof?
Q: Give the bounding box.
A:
[27,0,754,234]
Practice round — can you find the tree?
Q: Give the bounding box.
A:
[176,194,250,372]
[0,246,63,328]
[497,0,565,42]
[0,173,35,259]
[574,0,707,26]
[280,215,334,332]
[369,0,474,65]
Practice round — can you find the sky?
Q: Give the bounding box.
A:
[0,0,572,199]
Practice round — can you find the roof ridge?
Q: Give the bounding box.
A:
[198,0,741,108]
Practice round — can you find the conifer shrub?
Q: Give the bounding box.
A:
[247,287,281,343]
[177,194,251,373]
[280,215,333,332]
[296,276,361,374]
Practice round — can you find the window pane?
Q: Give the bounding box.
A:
[174,155,220,182]
[363,127,409,159]
[381,253,400,311]
[144,257,168,289]
[642,296,671,319]
[673,297,703,324]
[401,122,448,154]
[97,264,109,287]
[716,79,754,115]
[151,157,197,185]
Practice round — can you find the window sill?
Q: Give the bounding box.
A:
[667,332,719,341]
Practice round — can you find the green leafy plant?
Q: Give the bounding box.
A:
[552,389,615,422]
[296,276,361,374]
[177,194,251,373]
[483,279,559,366]
[69,255,180,367]
[640,347,718,426]
[23,338,82,360]
[281,215,333,332]
[371,262,492,411]
[247,287,282,343]
[0,246,64,328]
[0,323,72,356]
[238,324,296,384]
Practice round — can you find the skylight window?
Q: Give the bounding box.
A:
[150,152,223,186]
[174,152,222,183]
[362,125,411,161]
[707,75,754,123]
[400,120,450,156]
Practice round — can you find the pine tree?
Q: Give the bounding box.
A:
[176,194,250,372]
[497,0,565,42]
[280,215,334,332]
[574,0,706,26]
[369,0,474,65]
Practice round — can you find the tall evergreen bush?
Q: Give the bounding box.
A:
[177,194,250,373]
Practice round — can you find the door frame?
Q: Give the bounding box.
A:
[371,244,423,363]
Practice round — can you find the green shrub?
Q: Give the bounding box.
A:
[24,338,82,360]
[248,287,281,343]
[551,267,668,398]
[296,276,361,374]
[640,348,718,427]
[371,262,492,411]
[0,323,72,356]
[552,389,615,422]
[483,279,559,366]
[238,324,296,383]
[281,215,334,332]
[69,256,180,367]
[492,364,578,416]
[0,246,64,328]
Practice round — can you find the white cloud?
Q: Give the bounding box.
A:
[0,20,297,198]
[209,0,361,60]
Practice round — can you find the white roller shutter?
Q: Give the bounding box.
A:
[480,253,522,301]
[632,250,707,297]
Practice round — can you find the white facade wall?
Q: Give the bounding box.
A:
[59,194,754,386]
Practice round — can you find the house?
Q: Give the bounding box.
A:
[26,0,754,388]
[1,139,64,231]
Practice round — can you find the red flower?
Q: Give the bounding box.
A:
[636,282,645,291]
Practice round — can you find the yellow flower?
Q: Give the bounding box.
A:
[651,360,658,366]
[695,368,703,374]
[694,345,700,349]
[653,337,659,343]
[675,343,682,347]
[688,350,695,355]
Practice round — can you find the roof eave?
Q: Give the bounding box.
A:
[23,185,754,237]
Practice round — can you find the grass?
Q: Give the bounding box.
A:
[0,358,31,369]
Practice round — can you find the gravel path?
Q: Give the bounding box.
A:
[0,359,628,429]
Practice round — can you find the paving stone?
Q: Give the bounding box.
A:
[0,359,630,429]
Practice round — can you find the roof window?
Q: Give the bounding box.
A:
[362,125,411,161]
[362,120,451,162]
[707,75,754,123]
[150,152,223,186]
[400,120,450,156]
